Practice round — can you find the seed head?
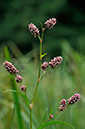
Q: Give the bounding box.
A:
[3,61,19,75]
[44,18,57,29]
[68,93,80,105]
[49,56,63,68]
[59,99,67,111]
[28,23,39,37]
[41,61,49,71]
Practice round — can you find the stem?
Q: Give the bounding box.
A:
[30,109,32,129]
[45,110,60,123]
[32,29,44,104]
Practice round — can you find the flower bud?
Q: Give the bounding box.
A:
[50,114,53,119]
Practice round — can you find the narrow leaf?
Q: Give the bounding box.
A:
[50,107,53,115]
[40,53,47,59]
[42,108,48,124]
[4,90,30,107]
[38,120,74,129]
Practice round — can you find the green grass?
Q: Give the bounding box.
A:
[0,42,85,129]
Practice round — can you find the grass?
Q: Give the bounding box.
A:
[0,42,85,129]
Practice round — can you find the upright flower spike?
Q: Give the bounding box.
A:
[49,56,63,68]
[28,23,40,37]
[3,61,19,75]
[41,61,49,71]
[44,18,57,29]
[59,99,67,111]
[68,93,80,105]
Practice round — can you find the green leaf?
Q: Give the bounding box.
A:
[42,108,48,124]
[50,107,53,115]
[38,120,74,129]
[4,46,11,62]
[40,53,47,59]
[4,90,30,107]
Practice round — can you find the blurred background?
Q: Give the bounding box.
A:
[0,0,85,129]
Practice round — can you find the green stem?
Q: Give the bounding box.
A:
[45,110,60,123]
[30,109,32,129]
[32,29,44,104]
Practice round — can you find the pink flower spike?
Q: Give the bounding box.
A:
[28,23,40,37]
[3,61,19,75]
[59,99,67,111]
[41,61,49,71]
[21,85,26,91]
[45,18,57,29]
[68,93,80,105]
[15,75,23,83]
[49,56,63,68]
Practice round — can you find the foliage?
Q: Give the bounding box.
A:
[0,40,85,129]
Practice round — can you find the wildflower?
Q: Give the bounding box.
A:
[15,75,23,83]
[28,23,39,37]
[49,56,63,68]
[50,115,53,119]
[68,93,80,105]
[21,85,26,91]
[44,18,57,29]
[41,61,49,71]
[59,99,66,111]
[3,61,19,74]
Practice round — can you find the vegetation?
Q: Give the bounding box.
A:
[0,0,85,129]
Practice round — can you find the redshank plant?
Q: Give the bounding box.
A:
[3,18,80,129]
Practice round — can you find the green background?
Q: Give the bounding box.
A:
[0,0,85,129]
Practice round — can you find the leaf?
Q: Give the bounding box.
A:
[4,90,30,107]
[40,53,47,59]
[4,46,11,62]
[38,120,74,129]
[50,107,53,115]
[42,108,48,124]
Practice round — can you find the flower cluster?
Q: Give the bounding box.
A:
[68,93,80,105]
[41,56,63,71]
[49,56,63,68]
[15,75,23,83]
[3,61,26,91]
[28,23,39,37]
[3,61,19,74]
[28,18,56,37]
[59,93,80,111]
[41,61,49,71]
[44,18,57,29]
